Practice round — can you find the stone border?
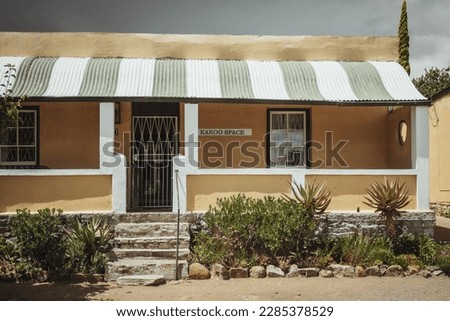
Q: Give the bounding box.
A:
[189,263,444,280]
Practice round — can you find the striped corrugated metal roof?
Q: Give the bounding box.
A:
[0,56,427,103]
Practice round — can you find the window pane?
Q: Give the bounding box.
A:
[0,128,17,145]
[19,147,36,162]
[271,131,287,145]
[271,114,286,130]
[270,111,306,167]
[286,147,305,166]
[1,147,17,162]
[19,128,35,145]
[287,131,304,146]
[0,110,37,165]
[288,114,304,130]
[19,112,35,127]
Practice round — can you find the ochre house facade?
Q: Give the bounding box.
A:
[0,32,429,214]
[430,87,450,207]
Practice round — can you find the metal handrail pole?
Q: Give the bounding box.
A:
[174,169,181,280]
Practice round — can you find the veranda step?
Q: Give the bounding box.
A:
[116,274,166,286]
[113,213,198,224]
[112,248,190,259]
[115,222,190,238]
[114,236,190,249]
[106,258,188,281]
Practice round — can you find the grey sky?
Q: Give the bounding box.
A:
[0,0,448,78]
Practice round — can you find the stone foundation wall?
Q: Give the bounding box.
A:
[430,202,450,216]
[324,211,435,237]
[0,211,436,239]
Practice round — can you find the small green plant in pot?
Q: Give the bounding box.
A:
[283,179,332,217]
[363,178,411,239]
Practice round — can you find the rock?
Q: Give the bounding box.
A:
[417,270,431,278]
[189,263,211,280]
[385,265,404,277]
[379,265,389,275]
[210,264,230,280]
[365,266,382,277]
[117,275,166,286]
[319,270,334,278]
[407,265,420,276]
[355,266,367,277]
[329,264,355,277]
[298,268,320,277]
[425,265,440,272]
[431,270,443,277]
[286,265,299,278]
[229,267,248,278]
[267,265,285,278]
[250,266,266,278]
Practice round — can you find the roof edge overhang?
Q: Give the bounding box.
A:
[19,96,431,107]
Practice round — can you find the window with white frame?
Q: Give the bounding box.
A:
[0,110,37,166]
[269,111,306,167]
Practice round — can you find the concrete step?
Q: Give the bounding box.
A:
[116,274,166,286]
[106,258,188,281]
[114,236,190,249]
[113,213,198,224]
[112,248,190,259]
[115,222,190,238]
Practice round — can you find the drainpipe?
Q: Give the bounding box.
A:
[174,169,181,280]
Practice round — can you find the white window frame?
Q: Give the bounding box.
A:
[0,109,38,166]
[269,110,307,168]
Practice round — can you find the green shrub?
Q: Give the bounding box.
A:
[191,231,229,266]
[65,215,113,274]
[192,194,315,267]
[0,235,15,260]
[436,255,450,274]
[418,235,440,266]
[338,234,394,266]
[9,208,67,275]
[393,233,440,266]
[393,254,421,269]
[393,233,421,256]
[313,237,339,268]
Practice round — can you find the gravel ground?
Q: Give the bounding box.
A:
[1,275,449,301]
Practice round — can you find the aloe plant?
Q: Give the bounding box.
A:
[65,216,113,273]
[363,178,411,238]
[283,180,332,216]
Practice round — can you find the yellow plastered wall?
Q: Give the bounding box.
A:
[198,103,266,168]
[305,175,417,211]
[430,95,450,202]
[197,104,410,170]
[386,107,412,169]
[186,175,291,211]
[32,102,99,169]
[311,107,388,168]
[0,175,112,213]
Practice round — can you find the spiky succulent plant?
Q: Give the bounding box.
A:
[283,180,332,215]
[363,178,411,238]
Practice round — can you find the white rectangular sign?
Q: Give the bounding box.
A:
[199,128,252,136]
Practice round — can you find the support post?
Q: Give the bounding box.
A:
[411,105,430,210]
[100,102,126,213]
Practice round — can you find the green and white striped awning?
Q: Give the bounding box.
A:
[0,57,427,104]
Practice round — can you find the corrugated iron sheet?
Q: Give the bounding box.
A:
[0,56,427,103]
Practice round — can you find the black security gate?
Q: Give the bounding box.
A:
[130,104,179,210]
